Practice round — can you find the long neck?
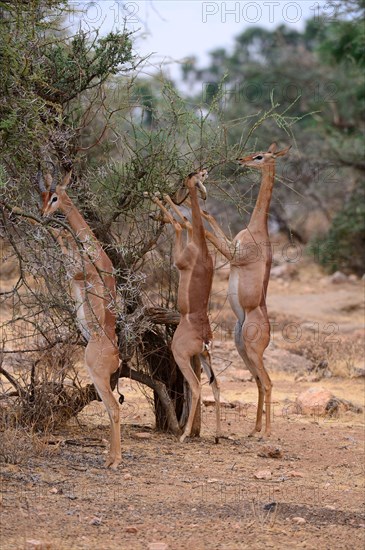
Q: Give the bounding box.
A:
[59,193,117,336]
[60,195,97,242]
[248,164,275,232]
[189,184,206,246]
[59,194,109,272]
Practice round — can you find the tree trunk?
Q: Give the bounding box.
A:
[139,326,185,433]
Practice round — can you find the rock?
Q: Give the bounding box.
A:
[125,526,138,534]
[134,432,152,440]
[124,473,132,480]
[203,398,233,408]
[271,264,298,280]
[231,400,248,409]
[351,367,365,378]
[263,502,278,511]
[292,517,306,525]
[258,446,283,459]
[25,541,52,550]
[296,387,360,416]
[148,544,169,550]
[348,274,358,282]
[329,271,348,284]
[296,387,335,416]
[90,517,102,526]
[271,265,286,278]
[254,470,272,480]
[288,471,305,478]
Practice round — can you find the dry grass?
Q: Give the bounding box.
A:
[0,426,60,465]
[0,343,89,432]
[280,329,364,378]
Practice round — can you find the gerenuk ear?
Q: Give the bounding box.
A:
[36,164,46,193]
[274,145,292,158]
[45,173,53,190]
[58,170,72,191]
[267,143,278,154]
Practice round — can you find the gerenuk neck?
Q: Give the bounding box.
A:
[59,195,95,242]
[248,164,275,233]
[189,184,206,246]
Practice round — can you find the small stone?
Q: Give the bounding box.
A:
[288,471,305,478]
[292,517,306,525]
[329,271,347,284]
[258,446,283,459]
[254,470,272,480]
[203,397,233,408]
[134,432,152,440]
[50,487,58,494]
[90,517,102,526]
[124,473,132,480]
[352,368,365,378]
[271,264,298,280]
[148,544,169,550]
[25,541,52,550]
[207,478,220,483]
[125,526,138,534]
[348,274,358,282]
[263,502,277,511]
[325,505,336,510]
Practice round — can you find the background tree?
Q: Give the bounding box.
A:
[181,3,365,270]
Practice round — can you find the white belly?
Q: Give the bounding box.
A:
[228,269,245,323]
[72,282,91,341]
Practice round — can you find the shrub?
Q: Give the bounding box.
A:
[310,181,365,275]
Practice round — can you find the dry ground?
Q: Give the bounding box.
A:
[1,263,364,549]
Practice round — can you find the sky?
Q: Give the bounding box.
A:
[68,1,329,82]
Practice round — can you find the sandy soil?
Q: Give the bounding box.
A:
[1,265,364,550]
